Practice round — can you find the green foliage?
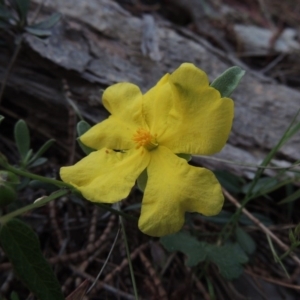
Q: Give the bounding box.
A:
[235,226,256,255]
[13,0,30,26]
[77,120,91,136]
[14,120,30,161]
[0,183,17,207]
[160,232,207,266]
[160,231,249,280]
[214,170,245,194]
[12,119,54,169]
[0,170,19,207]
[25,12,61,36]
[137,169,147,192]
[242,177,278,197]
[177,153,192,162]
[211,66,245,97]
[10,291,20,300]
[30,12,62,29]
[0,114,4,124]
[278,188,300,204]
[0,1,61,37]
[207,243,248,280]
[76,120,95,155]
[0,218,64,299]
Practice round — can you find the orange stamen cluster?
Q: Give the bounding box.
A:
[132,128,158,151]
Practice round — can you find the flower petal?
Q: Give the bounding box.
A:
[167,63,234,154]
[138,146,224,237]
[143,63,234,155]
[80,116,136,150]
[60,148,150,203]
[103,82,144,127]
[142,74,173,137]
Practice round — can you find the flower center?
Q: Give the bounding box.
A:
[132,128,158,151]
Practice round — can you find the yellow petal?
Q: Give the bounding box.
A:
[103,82,144,127]
[142,74,173,138]
[143,63,234,155]
[60,148,150,203]
[138,146,224,237]
[80,116,136,150]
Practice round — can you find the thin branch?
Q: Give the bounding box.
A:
[223,188,300,267]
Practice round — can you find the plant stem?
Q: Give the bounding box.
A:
[3,163,74,189]
[95,203,138,222]
[117,203,139,299]
[0,34,23,105]
[0,189,68,225]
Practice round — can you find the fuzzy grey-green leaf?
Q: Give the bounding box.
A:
[30,12,61,29]
[77,121,95,155]
[0,219,64,300]
[24,26,52,37]
[14,120,30,160]
[211,66,245,97]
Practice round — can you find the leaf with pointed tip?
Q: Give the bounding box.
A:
[28,139,55,165]
[76,121,95,155]
[211,66,245,97]
[31,12,61,29]
[25,26,52,36]
[0,219,64,300]
[14,0,30,25]
[137,169,147,192]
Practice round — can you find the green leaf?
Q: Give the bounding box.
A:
[160,232,207,266]
[24,26,52,36]
[0,219,64,300]
[13,0,30,25]
[28,139,55,165]
[0,5,12,20]
[177,153,192,162]
[28,157,47,168]
[137,169,147,192]
[10,291,20,300]
[30,12,61,29]
[0,170,20,186]
[29,180,57,193]
[0,115,4,124]
[208,243,248,280]
[0,19,10,29]
[76,121,95,155]
[14,120,30,160]
[200,210,233,225]
[214,170,244,194]
[242,177,278,196]
[278,188,300,205]
[239,212,273,226]
[77,120,91,136]
[210,66,245,97]
[235,227,256,255]
[0,184,17,207]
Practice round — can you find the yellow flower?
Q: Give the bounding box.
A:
[60,63,234,237]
